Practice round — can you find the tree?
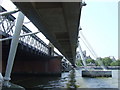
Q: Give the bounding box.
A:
[116,60,120,66]
[110,61,118,66]
[102,57,113,66]
[94,60,100,66]
[76,59,83,66]
[110,60,120,66]
[86,59,95,64]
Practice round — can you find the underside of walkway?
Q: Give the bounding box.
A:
[13,2,82,64]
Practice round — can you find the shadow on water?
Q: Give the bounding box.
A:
[11,75,62,89]
[10,69,79,89]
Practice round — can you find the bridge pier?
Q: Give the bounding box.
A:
[2,56,62,76]
[12,56,62,76]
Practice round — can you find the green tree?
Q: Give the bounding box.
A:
[95,60,100,66]
[110,61,118,66]
[102,57,113,66]
[76,59,83,66]
[117,60,120,66]
[111,60,120,66]
[86,59,95,64]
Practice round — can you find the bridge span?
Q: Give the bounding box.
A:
[13,2,82,64]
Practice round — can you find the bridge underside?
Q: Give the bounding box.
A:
[13,2,82,64]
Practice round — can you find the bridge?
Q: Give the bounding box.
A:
[13,2,82,64]
[1,5,64,74]
[0,1,85,88]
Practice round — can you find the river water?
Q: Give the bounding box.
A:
[12,69,119,89]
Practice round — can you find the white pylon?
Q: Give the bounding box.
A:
[78,41,87,68]
[3,11,24,87]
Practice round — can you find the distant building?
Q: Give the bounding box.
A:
[86,55,92,59]
[76,50,92,60]
[83,50,86,57]
[76,51,81,59]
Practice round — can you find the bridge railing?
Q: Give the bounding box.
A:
[0,7,59,56]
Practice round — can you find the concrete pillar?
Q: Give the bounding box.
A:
[78,42,87,67]
[3,12,24,87]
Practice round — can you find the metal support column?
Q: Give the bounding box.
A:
[3,12,24,87]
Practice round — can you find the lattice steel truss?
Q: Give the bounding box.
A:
[0,7,59,56]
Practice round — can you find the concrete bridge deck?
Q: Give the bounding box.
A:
[13,2,82,65]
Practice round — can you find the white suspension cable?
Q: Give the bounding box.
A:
[80,37,97,59]
[79,31,106,70]
[79,32,98,59]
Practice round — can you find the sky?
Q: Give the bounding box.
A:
[79,0,118,59]
[1,0,119,60]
